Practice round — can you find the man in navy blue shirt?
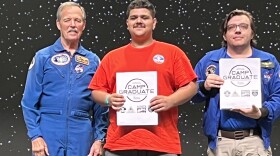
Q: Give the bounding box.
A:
[193,9,280,156]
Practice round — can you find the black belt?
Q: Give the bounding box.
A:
[219,129,260,140]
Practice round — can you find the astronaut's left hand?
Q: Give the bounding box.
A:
[88,140,103,156]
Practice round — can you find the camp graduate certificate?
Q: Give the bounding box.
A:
[116,71,158,125]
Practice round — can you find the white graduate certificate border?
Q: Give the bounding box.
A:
[219,58,262,109]
[116,71,158,126]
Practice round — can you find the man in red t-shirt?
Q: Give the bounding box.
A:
[88,0,197,155]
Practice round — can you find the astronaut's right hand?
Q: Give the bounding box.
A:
[32,137,49,156]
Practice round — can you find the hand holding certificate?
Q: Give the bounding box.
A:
[219,58,262,109]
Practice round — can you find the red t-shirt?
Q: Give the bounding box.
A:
[89,40,197,154]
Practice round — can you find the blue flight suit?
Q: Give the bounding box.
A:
[21,38,108,155]
[192,47,280,150]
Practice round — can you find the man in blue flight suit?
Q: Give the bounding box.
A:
[21,2,108,156]
[192,9,280,156]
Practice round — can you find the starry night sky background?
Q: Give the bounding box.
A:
[1,0,280,155]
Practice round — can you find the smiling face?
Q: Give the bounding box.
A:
[126,8,157,42]
[223,15,254,49]
[56,6,86,44]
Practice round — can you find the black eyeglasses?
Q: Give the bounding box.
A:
[226,23,249,32]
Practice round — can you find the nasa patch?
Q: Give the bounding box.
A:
[51,53,70,66]
[153,54,164,64]
[205,65,216,76]
[75,64,84,73]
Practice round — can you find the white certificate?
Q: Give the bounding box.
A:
[116,71,158,126]
[219,58,262,109]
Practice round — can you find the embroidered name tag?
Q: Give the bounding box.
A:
[75,55,89,65]
[261,61,274,69]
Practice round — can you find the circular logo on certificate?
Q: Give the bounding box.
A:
[223,65,257,87]
[118,78,154,102]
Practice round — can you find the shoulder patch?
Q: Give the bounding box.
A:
[205,65,216,76]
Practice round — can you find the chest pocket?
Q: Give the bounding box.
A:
[72,62,95,91]
[75,64,94,79]
[74,54,95,79]
[45,53,71,78]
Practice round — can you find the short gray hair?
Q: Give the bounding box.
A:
[56,2,86,21]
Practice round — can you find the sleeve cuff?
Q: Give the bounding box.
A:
[199,81,210,95]
[260,107,269,118]
[28,127,42,141]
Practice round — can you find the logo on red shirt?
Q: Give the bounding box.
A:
[153,54,164,64]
